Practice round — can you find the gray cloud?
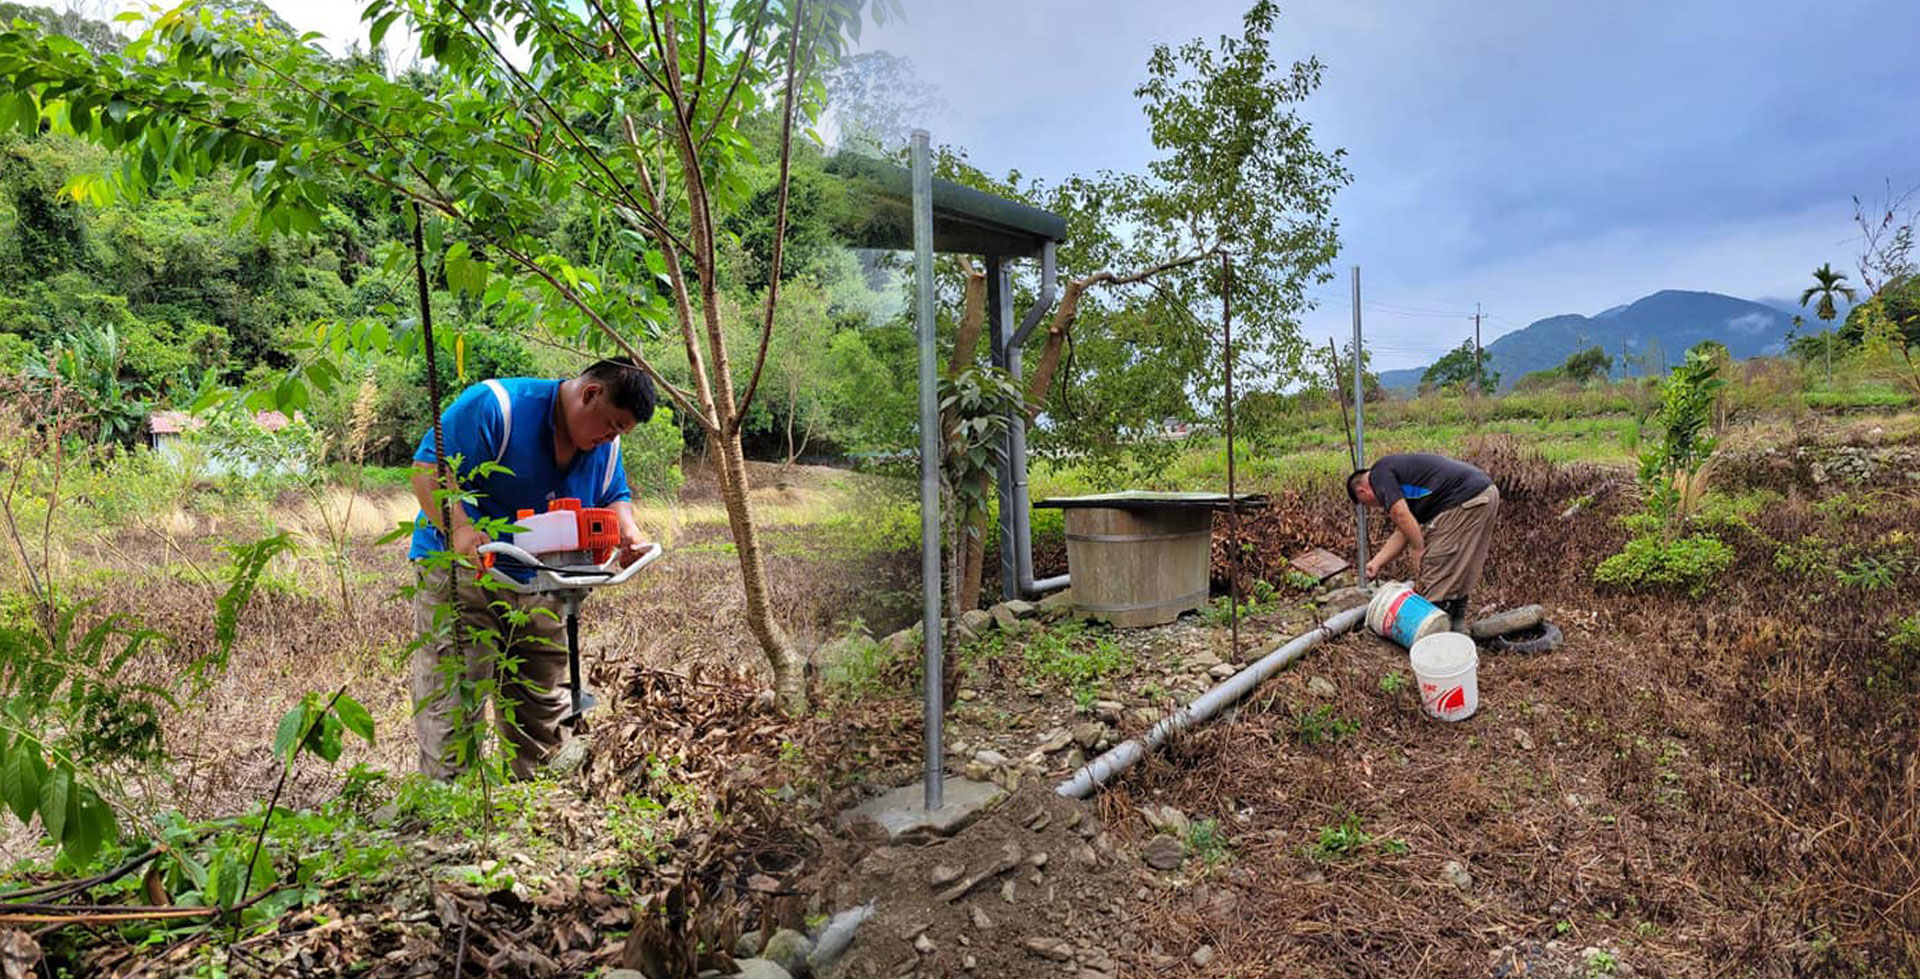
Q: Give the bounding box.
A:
[866,0,1920,369]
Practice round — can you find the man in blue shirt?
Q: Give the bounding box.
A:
[408,358,655,780]
[1346,453,1501,632]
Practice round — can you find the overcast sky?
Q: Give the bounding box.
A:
[37,0,1920,369]
[858,0,1920,368]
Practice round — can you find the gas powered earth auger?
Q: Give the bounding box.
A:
[476,498,662,725]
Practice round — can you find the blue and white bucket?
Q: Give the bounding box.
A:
[1365,581,1450,649]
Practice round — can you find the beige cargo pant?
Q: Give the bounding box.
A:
[1419,483,1502,602]
[410,571,572,781]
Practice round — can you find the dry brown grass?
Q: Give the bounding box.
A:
[1118,433,1920,977]
[0,461,918,855]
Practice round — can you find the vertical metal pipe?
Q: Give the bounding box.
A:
[988,258,1018,601]
[1010,242,1063,596]
[1352,265,1369,585]
[912,132,943,810]
[1223,254,1240,663]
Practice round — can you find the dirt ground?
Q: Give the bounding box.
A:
[815,428,1920,978]
[10,424,1920,977]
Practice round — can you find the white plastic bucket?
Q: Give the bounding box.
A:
[1409,632,1479,722]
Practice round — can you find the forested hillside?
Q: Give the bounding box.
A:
[0,2,920,466]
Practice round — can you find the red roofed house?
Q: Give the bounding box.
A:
[148,410,304,475]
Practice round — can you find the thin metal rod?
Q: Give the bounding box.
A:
[1352,265,1369,585]
[1327,338,1357,469]
[912,131,943,811]
[565,599,584,717]
[1223,254,1240,664]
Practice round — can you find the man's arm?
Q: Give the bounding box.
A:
[409,383,508,560]
[1367,527,1406,579]
[411,462,487,559]
[1386,499,1424,579]
[607,500,651,566]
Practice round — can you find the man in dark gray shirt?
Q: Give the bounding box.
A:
[1345,453,1501,631]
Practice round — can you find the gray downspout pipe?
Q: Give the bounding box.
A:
[1056,603,1368,798]
[1006,242,1065,597]
[990,260,1019,602]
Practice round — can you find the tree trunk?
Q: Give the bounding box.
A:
[783,373,799,469]
[960,488,988,613]
[711,423,805,711]
[1025,276,1096,416]
[949,263,987,378]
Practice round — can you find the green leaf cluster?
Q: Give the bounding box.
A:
[1636,345,1727,534]
[0,528,288,869]
[1592,533,1734,597]
[0,734,115,866]
[1421,339,1498,396]
[273,690,375,766]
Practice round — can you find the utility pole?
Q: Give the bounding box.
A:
[1473,302,1483,397]
[1352,266,1368,586]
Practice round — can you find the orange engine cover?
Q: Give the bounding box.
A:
[574,506,620,564]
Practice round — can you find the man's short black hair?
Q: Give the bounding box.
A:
[581,357,657,423]
[1345,468,1372,505]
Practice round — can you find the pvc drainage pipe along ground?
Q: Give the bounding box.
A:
[1055,603,1370,799]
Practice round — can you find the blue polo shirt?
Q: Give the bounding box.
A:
[408,378,631,566]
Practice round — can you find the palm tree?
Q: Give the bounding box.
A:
[1800,263,1859,325]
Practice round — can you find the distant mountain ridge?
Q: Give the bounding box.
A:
[1378,290,1804,391]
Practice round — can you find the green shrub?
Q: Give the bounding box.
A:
[1185,817,1231,865]
[819,625,901,702]
[1030,507,1065,545]
[1295,704,1360,745]
[1891,615,1920,660]
[1837,555,1908,591]
[1021,621,1130,708]
[1691,490,1777,534]
[1773,535,1837,579]
[1306,811,1372,860]
[1199,578,1280,626]
[1593,534,1735,596]
[622,406,686,501]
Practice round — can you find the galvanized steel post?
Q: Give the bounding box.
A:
[1352,265,1369,585]
[912,131,943,811]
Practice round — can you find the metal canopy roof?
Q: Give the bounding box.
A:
[825,152,1066,258]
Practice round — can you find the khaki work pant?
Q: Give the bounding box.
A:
[410,571,571,781]
[1419,483,1501,602]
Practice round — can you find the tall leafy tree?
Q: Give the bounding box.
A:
[1019,0,1348,431]
[928,0,1349,610]
[0,2,123,56]
[0,0,894,710]
[1420,339,1497,395]
[1561,345,1611,384]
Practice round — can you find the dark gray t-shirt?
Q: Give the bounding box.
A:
[1368,453,1493,524]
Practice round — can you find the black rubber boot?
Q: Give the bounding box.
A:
[1441,595,1469,634]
